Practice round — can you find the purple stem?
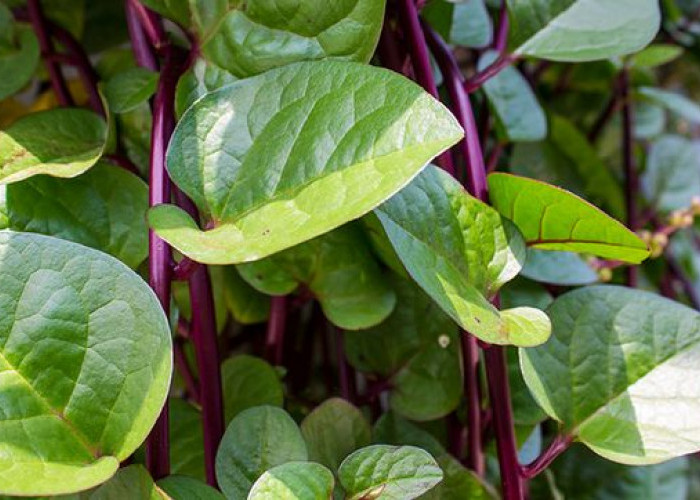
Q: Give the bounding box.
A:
[620,68,639,287]
[266,296,287,365]
[126,0,158,71]
[334,328,355,403]
[376,21,407,74]
[494,1,509,53]
[588,89,621,143]
[520,434,572,479]
[464,54,516,93]
[172,256,200,281]
[174,337,201,404]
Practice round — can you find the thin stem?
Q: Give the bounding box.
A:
[26,0,73,106]
[464,54,516,93]
[334,328,355,403]
[172,256,200,281]
[494,1,509,53]
[620,68,639,288]
[376,20,407,74]
[587,89,621,143]
[666,251,700,309]
[127,0,168,54]
[486,142,505,173]
[125,0,158,71]
[520,434,572,479]
[462,334,485,475]
[266,296,287,365]
[174,337,201,404]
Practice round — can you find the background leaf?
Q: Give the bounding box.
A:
[248,462,335,500]
[221,355,284,424]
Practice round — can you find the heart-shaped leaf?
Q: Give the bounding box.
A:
[248,462,335,500]
[215,406,308,499]
[103,67,158,114]
[0,231,172,496]
[5,161,148,268]
[0,108,108,185]
[158,475,225,500]
[507,0,660,62]
[375,166,550,346]
[488,173,650,263]
[338,445,443,500]
[221,355,284,424]
[0,23,40,101]
[148,61,463,265]
[301,398,371,473]
[237,225,396,330]
[521,285,700,465]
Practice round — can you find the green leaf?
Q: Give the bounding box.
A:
[248,462,335,500]
[422,0,493,48]
[521,249,598,286]
[5,161,148,268]
[215,406,308,499]
[344,274,463,420]
[375,166,550,347]
[488,173,650,263]
[338,445,443,500]
[0,186,8,229]
[373,413,446,459]
[0,108,108,185]
[88,465,167,500]
[634,101,666,140]
[419,455,498,500]
[221,355,284,424]
[521,285,700,465]
[507,348,547,427]
[301,398,371,473]
[221,267,270,324]
[157,475,225,500]
[175,58,237,118]
[201,0,385,78]
[170,399,206,482]
[478,50,547,142]
[139,0,226,39]
[0,231,172,496]
[642,135,700,213]
[639,87,700,124]
[507,0,660,62]
[0,25,40,100]
[103,67,158,114]
[149,61,463,265]
[630,44,683,68]
[237,225,396,330]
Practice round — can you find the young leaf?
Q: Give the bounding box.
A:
[88,465,168,500]
[5,161,148,268]
[639,87,700,125]
[507,0,660,62]
[237,225,396,330]
[300,398,372,473]
[520,249,598,286]
[488,173,650,263]
[221,355,284,423]
[0,231,172,496]
[215,406,308,499]
[158,475,225,500]
[0,25,40,100]
[521,285,700,465]
[375,166,550,347]
[422,0,493,48]
[0,108,108,184]
[148,61,463,265]
[478,50,547,142]
[338,445,443,500]
[630,44,683,68]
[102,67,159,113]
[247,462,335,500]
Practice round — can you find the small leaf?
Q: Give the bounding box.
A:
[247,462,335,500]
[221,267,270,324]
[301,398,371,473]
[170,399,206,482]
[103,67,158,113]
[158,475,225,500]
[639,87,700,124]
[215,406,308,499]
[221,355,284,423]
[508,0,660,62]
[0,231,172,496]
[521,249,598,286]
[0,108,108,184]
[149,61,463,265]
[5,161,148,268]
[339,445,443,500]
[422,0,493,48]
[88,465,167,500]
[420,455,498,500]
[521,285,700,465]
[488,173,650,263]
[630,44,683,68]
[0,25,40,100]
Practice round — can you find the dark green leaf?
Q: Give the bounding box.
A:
[221,355,284,424]
[157,475,225,500]
[103,67,158,114]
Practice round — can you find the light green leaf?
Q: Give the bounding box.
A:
[158,475,225,500]
[0,108,108,185]
[301,398,371,473]
[479,50,547,142]
[376,166,550,346]
[521,249,598,286]
[630,44,683,68]
[0,231,172,496]
[247,462,335,500]
[103,67,158,113]
[339,445,443,500]
[149,61,463,265]
[0,25,40,100]
[221,267,270,324]
[0,186,7,229]
[521,285,700,465]
[175,58,238,118]
[634,101,666,140]
[5,161,148,268]
[422,0,493,48]
[88,465,167,500]
[215,406,308,500]
[237,225,396,330]
[170,399,206,482]
[639,87,700,124]
[508,0,660,62]
[642,135,700,213]
[488,173,650,263]
[221,355,284,424]
[419,455,498,500]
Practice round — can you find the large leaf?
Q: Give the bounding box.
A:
[0,108,107,184]
[0,231,171,496]
[375,166,550,347]
[521,285,700,465]
[237,225,396,330]
[215,406,308,499]
[300,398,371,474]
[158,475,225,500]
[248,462,335,500]
[5,161,148,268]
[88,465,167,500]
[221,355,284,424]
[488,173,649,263]
[507,0,660,61]
[339,445,443,500]
[149,61,463,265]
[0,24,40,100]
